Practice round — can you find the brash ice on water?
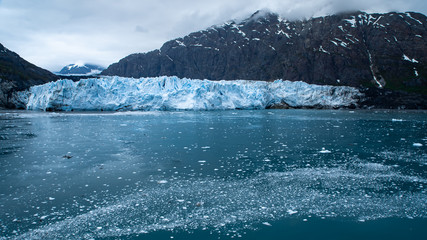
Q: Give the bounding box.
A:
[0,110,426,239]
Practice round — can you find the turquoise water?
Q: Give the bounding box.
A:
[0,110,426,239]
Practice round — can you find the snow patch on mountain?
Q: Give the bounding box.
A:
[13,76,362,111]
[402,54,419,63]
[58,63,105,76]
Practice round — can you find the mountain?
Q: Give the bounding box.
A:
[58,63,105,75]
[102,11,427,94]
[0,43,59,108]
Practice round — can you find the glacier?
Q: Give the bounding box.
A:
[12,76,362,111]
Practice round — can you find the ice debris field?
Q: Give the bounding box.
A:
[8,165,427,239]
[13,76,361,111]
[0,110,426,239]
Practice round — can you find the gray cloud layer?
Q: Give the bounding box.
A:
[0,0,425,71]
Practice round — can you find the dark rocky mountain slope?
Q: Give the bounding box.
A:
[0,43,58,108]
[103,11,427,94]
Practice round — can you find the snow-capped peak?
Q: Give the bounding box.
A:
[75,60,86,67]
[59,63,105,76]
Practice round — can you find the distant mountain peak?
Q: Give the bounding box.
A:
[248,9,276,20]
[69,61,86,68]
[59,63,105,76]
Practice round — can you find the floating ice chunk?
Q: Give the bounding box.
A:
[48,197,55,200]
[392,119,403,122]
[157,180,168,184]
[319,147,331,153]
[413,143,423,147]
[361,162,390,171]
[287,209,298,215]
[262,222,272,226]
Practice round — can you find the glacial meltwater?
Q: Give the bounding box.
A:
[0,110,426,239]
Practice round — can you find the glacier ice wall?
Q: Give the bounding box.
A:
[13,76,362,111]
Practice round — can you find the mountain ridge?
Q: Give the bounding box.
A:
[0,43,59,108]
[102,11,427,94]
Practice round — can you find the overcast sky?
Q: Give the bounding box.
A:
[0,0,426,72]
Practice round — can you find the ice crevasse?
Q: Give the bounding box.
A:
[13,76,362,111]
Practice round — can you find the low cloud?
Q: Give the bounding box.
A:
[135,25,148,33]
[0,0,425,71]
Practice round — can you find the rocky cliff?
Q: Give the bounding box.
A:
[102,11,427,95]
[0,43,59,108]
